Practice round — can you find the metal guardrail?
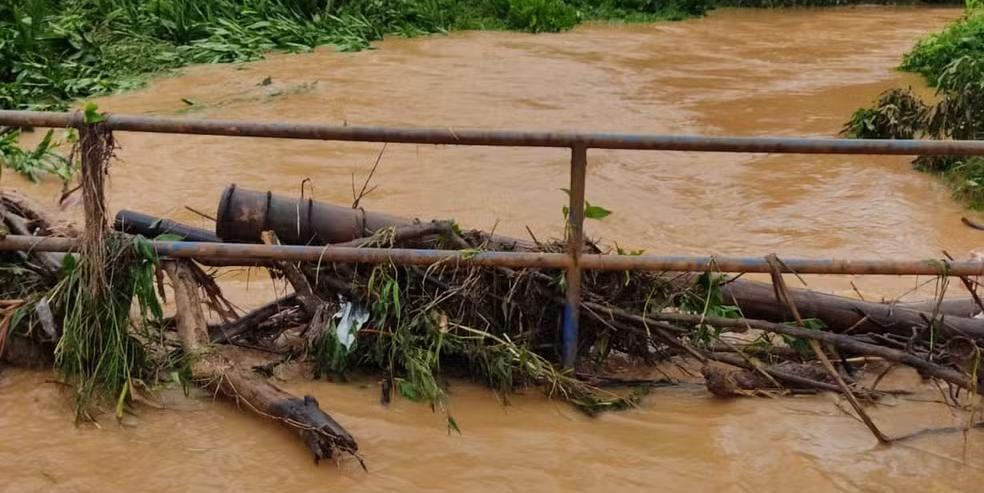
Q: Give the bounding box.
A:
[6,235,984,275]
[2,109,983,367]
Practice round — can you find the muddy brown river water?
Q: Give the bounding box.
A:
[3,6,984,492]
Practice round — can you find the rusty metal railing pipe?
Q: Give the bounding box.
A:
[5,110,984,155]
[3,235,983,276]
[0,235,573,269]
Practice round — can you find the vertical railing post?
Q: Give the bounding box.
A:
[563,143,587,369]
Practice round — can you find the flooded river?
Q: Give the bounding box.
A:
[3,6,983,492]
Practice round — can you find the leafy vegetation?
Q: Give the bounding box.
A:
[309,259,644,430]
[720,0,955,6]
[0,128,77,184]
[51,234,162,420]
[902,10,984,86]
[843,88,928,140]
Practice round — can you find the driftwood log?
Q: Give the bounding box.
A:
[720,278,984,339]
[0,191,69,365]
[164,260,359,465]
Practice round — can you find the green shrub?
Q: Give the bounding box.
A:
[903,13,984,86]
[570,0,712,21]
[842,88,927,139]
[925,55,984,140]
[505,0,579,32]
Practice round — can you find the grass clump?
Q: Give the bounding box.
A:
[50,234,162,420]
[506,0,579,32]
[570,0,713,22]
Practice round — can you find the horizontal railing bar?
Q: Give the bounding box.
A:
[2,235,980,276]
[0,236,573,269]
[3,110,984,155]
[576,255,968,275]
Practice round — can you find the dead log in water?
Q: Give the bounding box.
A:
[0,191,73,365]
[164,259,359,465]
[1,188,79,238]
[720,278,984,339]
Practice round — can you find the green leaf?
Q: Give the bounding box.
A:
[584,202,612,220]
[398,380,419,401]
[115,380,130,419]
[390,281,401,316]
[447,416,461,435]
[133,235,156,261]
[82,102,105,124]
[154,233,184,242]
[61,253,77,274]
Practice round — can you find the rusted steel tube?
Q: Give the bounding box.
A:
[0,235,571,269]
[215,184,408,244]
[4,110,984,155]
[1,235,982,276]
[576,255,970,276]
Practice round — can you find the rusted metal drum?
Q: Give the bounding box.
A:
[215,184,409,245]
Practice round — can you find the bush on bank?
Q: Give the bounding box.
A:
[902,9,984,85]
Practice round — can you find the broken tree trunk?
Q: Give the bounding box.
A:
[1,188,79,238]
[720,278,984,340]
[164,259,359,465]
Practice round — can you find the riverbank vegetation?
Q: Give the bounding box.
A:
[847,4,984,207]
[0,0,713,113]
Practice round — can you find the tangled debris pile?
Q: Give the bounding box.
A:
[2,160,984,465]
